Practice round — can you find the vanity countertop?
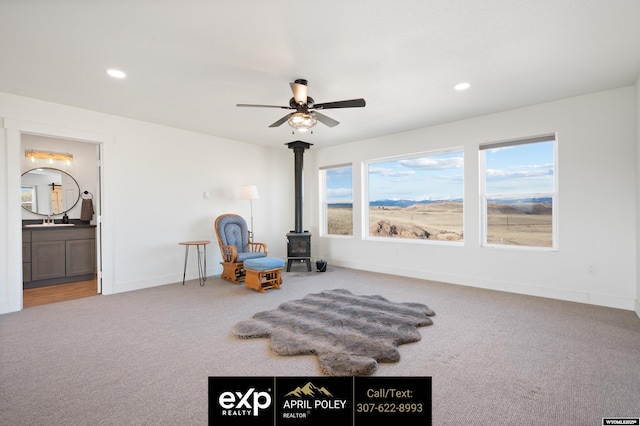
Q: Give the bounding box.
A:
[22,220,96,229]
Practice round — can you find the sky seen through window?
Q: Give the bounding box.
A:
[326,142,554,204]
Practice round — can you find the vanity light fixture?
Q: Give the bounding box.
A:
[26,150,73,165]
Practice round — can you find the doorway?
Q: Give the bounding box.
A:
[20,134,102,307]
[4,117,114,313]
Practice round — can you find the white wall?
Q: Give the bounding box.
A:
[1,92,294,314]
[636,76,640,319]
[308,86,637,311]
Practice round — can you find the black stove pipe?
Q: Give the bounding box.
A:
[286,141,312,233]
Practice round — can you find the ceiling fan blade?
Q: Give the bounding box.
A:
[314,112,340,128]
[237,103,291,109]
[268,114,292,128]
[290,80,308,105]
[313,98,366,109]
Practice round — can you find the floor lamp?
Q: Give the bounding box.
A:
[240,185,259,240]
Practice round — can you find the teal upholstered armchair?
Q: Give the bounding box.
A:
[214,213,267,283]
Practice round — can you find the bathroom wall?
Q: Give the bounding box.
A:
[21,134,97,222]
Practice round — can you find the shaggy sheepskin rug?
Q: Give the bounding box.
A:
[233,289,435,376]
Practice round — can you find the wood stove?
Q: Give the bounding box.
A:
[286,141,312,271]
[286,231,311,271]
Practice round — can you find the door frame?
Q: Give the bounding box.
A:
[4,118,114,312]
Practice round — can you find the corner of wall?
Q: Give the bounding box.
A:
[636,75,640,320]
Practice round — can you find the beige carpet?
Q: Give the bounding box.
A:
[1,266,639,425]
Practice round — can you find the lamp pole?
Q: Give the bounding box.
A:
[249,198,254,239]
[240,185,259,240]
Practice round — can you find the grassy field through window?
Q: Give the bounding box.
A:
[328,199,552,246]
[486,201,552,247]
[328,201,464,241]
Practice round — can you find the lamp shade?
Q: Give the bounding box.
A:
[240,185,259,200]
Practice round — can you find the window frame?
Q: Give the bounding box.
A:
[479,134,558,251]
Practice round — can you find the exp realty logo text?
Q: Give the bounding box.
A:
[209,377,275,425]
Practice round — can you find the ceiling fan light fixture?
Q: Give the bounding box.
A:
[287,112,317,130]
[238,79,364,129]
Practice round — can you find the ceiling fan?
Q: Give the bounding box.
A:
[236,79,366,131]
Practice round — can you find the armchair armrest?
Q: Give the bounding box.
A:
[221,245,239,263]
[248,241,268,255]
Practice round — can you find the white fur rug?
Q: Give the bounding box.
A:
[233,289,436,376]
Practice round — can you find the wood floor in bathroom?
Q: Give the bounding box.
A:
[23,278,99,308]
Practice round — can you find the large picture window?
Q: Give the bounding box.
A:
[480,135,556,248]
[320,165,353,236]
[366,149,464,241]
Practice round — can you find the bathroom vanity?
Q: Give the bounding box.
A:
[22,225,96,289]
[21,166,97,288]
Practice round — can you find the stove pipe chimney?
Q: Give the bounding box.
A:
[286,141,312,232]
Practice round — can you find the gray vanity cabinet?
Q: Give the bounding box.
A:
[31,240,66,281]
[66,238,96,276]
[22,230,31,282]
[23,227,96,288]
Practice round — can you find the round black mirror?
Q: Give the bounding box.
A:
[21,167,80,216]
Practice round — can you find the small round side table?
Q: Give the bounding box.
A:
[179,240,210,286]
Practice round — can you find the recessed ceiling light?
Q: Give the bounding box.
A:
[454,82,471,91]
[106,69,126,79]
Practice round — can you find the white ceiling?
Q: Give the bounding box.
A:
[2,1,639,149]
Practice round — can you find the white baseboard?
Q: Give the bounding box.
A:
[112,265,223,294]
[327,258,636,311]
[0,299,11,315]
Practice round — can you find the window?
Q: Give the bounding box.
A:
[320,165,353,236]
[480,135,556,248]
[366,149,464,241]
[21,186,36,211]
